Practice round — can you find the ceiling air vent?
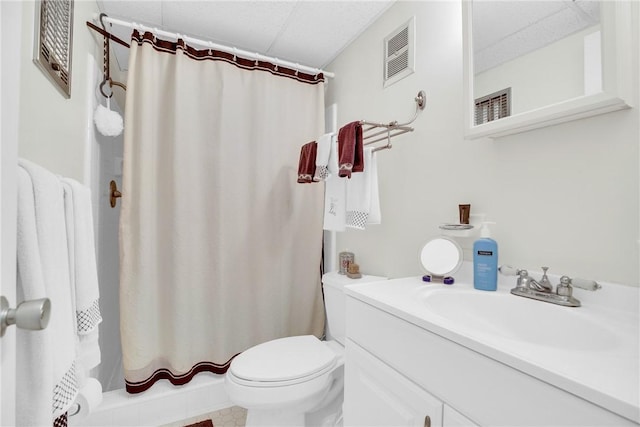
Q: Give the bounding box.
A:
[384,17,415,88]
[34,0,74,98]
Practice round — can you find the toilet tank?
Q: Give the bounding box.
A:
[322,272,387,345]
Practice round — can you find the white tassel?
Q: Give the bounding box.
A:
[94,97,123,137]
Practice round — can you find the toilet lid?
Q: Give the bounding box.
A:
[230,335,337,383]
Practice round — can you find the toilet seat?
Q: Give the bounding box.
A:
[229,335,337,387]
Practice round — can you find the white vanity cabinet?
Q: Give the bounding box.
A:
[344,338,475,427]
[343,293,638,427]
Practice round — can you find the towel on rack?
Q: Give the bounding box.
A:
[346,148,381,230]
[297,141,317,183]
[16,167,54,427]
[313,132,334,181]
[18,159,78,420]
[323,133,346,231]
[62,178,102,386]
[338,121,363,178]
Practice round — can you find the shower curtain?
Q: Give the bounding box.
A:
[120,31,326,393]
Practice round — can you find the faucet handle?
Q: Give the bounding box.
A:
[570,277,601,291]
[556,276,601,298]
[498,265,520,276]
[556,276,573,297]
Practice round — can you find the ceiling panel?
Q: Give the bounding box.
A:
[268,1,393,68]
[162,1,298,53]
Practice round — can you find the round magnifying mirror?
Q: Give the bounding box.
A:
[419,237,463,277]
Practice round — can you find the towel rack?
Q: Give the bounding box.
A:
[360,90,426,152]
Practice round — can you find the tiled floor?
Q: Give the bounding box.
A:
[163,406,247,427]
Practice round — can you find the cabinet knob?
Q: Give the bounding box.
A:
[424,415,431,427]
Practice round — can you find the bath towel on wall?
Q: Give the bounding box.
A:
[314,132,334,181]
[61,178,103,386]
[337,121,363,178]
[120,31,325,393]
[17,160,79,424]
[346,148,381,230]
[297,141,317,183]
[16,167,54,427]
[323,133,346,231]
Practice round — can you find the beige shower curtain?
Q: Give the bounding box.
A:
[120,31,326,393]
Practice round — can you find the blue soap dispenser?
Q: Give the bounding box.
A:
[473,222,498,291]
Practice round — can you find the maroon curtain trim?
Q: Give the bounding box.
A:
[125,355,239,394]
[131,30,324,85]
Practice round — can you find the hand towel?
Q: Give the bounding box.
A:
[16,167,54,427]
[367,151,381,225]
[346,148,381,230]
[313,132,334,181]
[323,133,346,231]
[18,159,78,419]
[61,178,102,384]
[297,141,317,183]
[338,121,363,178]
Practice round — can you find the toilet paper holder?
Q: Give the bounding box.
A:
[68,402,82,417]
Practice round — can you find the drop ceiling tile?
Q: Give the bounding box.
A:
[268,1,392,68]
[161,1,298,53]
[98,0,163,25]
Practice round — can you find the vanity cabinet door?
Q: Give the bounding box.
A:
[344,339,443,427]
[443,405,478,427]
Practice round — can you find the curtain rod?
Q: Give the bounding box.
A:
[100,15,335,79]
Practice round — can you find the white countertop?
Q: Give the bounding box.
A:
[343,263,640,423]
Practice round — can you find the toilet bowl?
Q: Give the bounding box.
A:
[224,272,386,426]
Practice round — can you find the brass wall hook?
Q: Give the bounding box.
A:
[110,180,122,208]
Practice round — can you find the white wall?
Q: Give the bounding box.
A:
[18,0,101,181]
[326,1,639,286]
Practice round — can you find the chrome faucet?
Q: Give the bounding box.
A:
[499,265,601,307]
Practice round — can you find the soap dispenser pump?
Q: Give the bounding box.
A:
[473,222,498,291]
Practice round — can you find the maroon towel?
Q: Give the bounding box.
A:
[338,121,363,178]
[297,141,317,183]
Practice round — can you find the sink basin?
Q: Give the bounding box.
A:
[421,289,619,351]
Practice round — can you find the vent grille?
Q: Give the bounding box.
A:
[384,17,415,88]
[474,88,511,125]
[387,51,409,79]
[387,27,409,58]
[34,0,74,98]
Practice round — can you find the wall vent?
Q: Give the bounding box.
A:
[474,88,511,125]
[34,0,74,98]
[384,17,415,88]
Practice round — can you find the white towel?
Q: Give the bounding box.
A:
[313,132,334,181]
[323,133,346,231]
[346,148,381,230]
[18,159,78,419]
[62,178,102,385]
[16,167,54,427]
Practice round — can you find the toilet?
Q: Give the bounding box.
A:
[224,272,386,426]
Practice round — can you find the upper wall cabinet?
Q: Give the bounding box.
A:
[462,0,633,139]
